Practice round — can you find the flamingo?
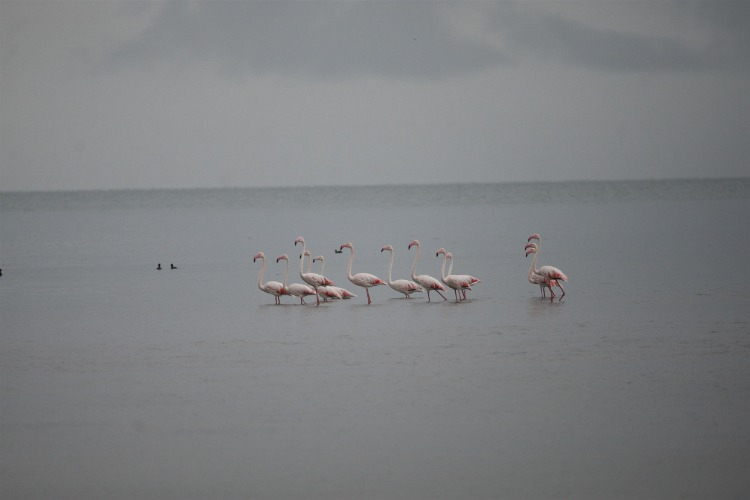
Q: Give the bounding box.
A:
[526,233,549,297]
[381,245,423,298]
[276,254,317,304]
[338,242,386,304]
[253,252,285,304]
[303,251,343,301]
[407,240,447,302]
[524,244,559,299]
[442,250,481,301]
[525,242,567,301]
[527,233,568,300]
[313,255,357,299]
[294,236,334,306]
[435,248,475,302]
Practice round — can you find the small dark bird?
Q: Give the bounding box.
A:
[157,263,162,270]
[170,264,178,270]
[334,248,343,254]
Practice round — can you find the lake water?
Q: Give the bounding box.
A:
[2,179,749,499]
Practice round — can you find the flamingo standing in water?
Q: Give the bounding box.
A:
[525,242,567,301]
[253,252,285,304]
[304,251,342,301]
[294,236,334,306]
[441,250,481,301]
[407,240,447,302]
[313,255,357,299]
[381,245,423,298]
[276,254,317,304]
[524,244,558,299]
[435,248,475,302]
[338,242,386,304]
[527,233,568,300]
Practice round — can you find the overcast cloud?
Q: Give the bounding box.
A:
[2,0,749,191]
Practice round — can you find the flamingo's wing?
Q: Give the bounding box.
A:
[415,274,445,291]
[352,273,385,287]
[539,266,568,282]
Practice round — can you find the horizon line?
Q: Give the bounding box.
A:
[2,175,748,195]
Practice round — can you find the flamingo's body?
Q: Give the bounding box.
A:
[435,248,476,302]
[253,252,285,304]
[524,244,557,295]
[294,237,334,306]
[276,254,317,304]
[526,234,568,301]
[313,256,357,299]
[317,285,344,301]
[407,240,447,302]
[381,245,423,298]
[445,252,481,301]
[339,242,385,304]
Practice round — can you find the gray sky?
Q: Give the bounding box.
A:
[2,0,749,191]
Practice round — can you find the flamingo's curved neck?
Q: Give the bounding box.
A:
[439,253,447,280]
[281,258,290,287]
[297,240,306,277]
[528,251,538,282]
[317,258,325,275]
[305,252,313,274]
[257,256,265,290]
[447,255,454,276]
[410,243,420,280]
[385,250,394,285]
[531,246,540,274]
[345,246,355,280]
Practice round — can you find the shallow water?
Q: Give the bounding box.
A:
[2,179,749,499]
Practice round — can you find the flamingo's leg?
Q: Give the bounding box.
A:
[436,290,447,301]
[426,290,431,302]
[557,283,566,299]
[365,288,372,304]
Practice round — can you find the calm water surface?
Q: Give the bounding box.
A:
[1,179,749,499]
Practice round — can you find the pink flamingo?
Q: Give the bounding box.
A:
[527,234,568,300]
[381,245,423,298]
[435,248,475,302]
[525,241,567,301]
[304,251,343,301]
[276,254,317,304]
[313,255,357,299]
[407,240,447,302]
[294,236,334,306]
[253,252,285,304]
[338,242,386,304]
[524,244,559,299]
[443,250,481,301]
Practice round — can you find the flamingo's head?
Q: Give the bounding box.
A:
[525,242,538,251]
[253,252,264,263]
[381,245,393,253]
[313,255,324,263]
[525,247,537,258]
[436,247,446,257]
[340,242,353,251]
[446,252,453,261]
[408,240,419,249]
[294,236,304,247]
[528,233,541,242]
[303,250,311,256]
[276,254,288,263]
